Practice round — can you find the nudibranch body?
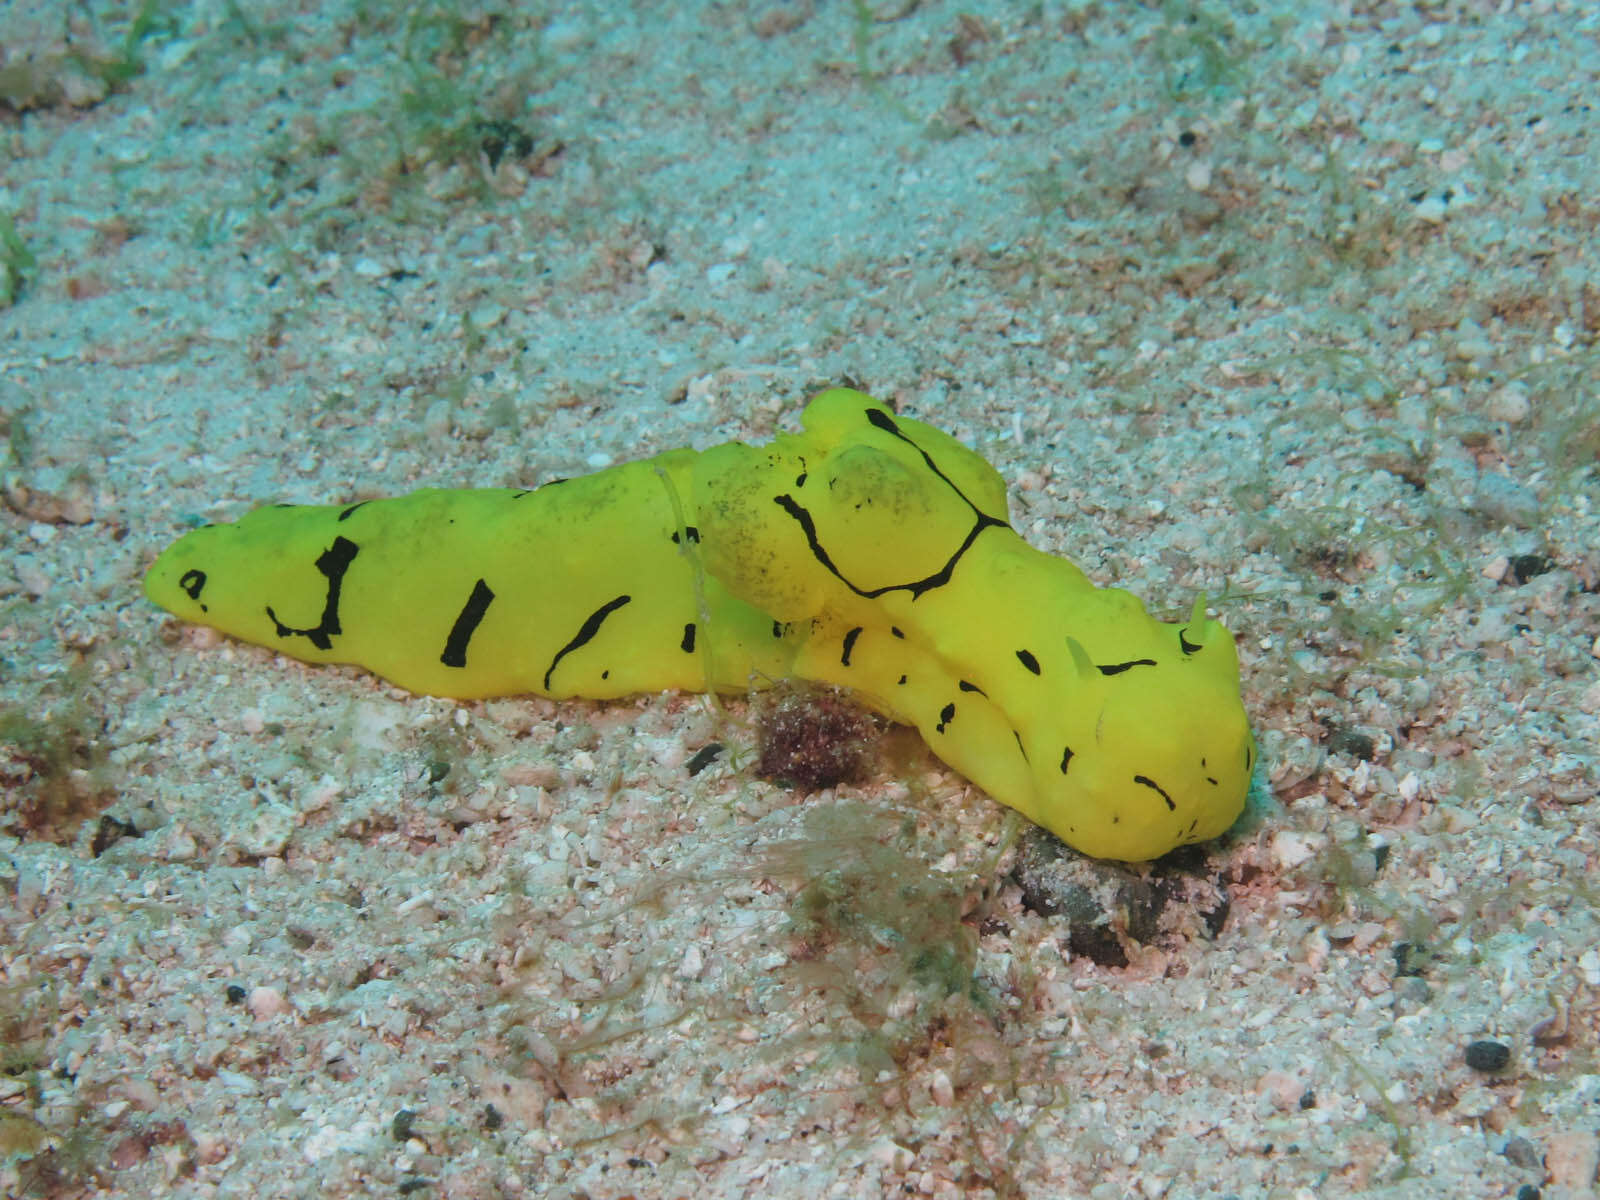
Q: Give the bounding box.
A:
[145,388,1253,860]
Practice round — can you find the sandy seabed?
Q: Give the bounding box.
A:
[2,1,1598,1197]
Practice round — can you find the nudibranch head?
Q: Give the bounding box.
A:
[1026,597,1253,861]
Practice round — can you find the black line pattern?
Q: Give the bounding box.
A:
[441,579,495,668]
[1098,658,1157,676]
[179,569,207,608]
[840,626,862,665]
[768,406,1010,602]
[543,594,631,691]
[1133,773,1177,812]
[266,535,358,652]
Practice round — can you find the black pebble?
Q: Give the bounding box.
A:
[1464,1039,1511,1072]
[685,743,724,776]
[1516,1186,1541,1200]
[1505,554,1555,585]
[90,814,141,857]
[1325,725,1376,761]
[1502,1135,1543,1170]
[391,1108,417,1142]
[224,984,247,1005]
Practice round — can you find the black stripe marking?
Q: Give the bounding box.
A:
[763,401,1012,603]
[840,626,862,666]
[1179,627,1202,654]
[670,527,701,544]
[179,569,207,608]
[543,594,631,691]
[680,622,696,653]
[266,535,358,652]
[440,579,495,668]
[772,492,1005,601]
[337,502,370,522]
[1016,648,1040,675]
[1133,774,1177,812]
[1060,746,1074,773]
[958,680,985,696]
[936,702,955,733]
[1098,658,1158,676]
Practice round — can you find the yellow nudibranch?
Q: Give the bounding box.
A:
[145,388,1253,860]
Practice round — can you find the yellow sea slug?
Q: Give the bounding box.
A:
[145,388,1254,860]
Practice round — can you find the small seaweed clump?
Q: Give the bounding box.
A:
[0,691,113,846]
[753,684,882,791]
[759,804,1030,1192]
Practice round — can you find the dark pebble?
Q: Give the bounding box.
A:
[1325,725,1376,760]
[685,742,724,776]
[391,1108,418,1142]
[1464,1039,1511,1072]
[1505,554,1555,585]
[1502,1135,1543,1170]
[91,814,141,857]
